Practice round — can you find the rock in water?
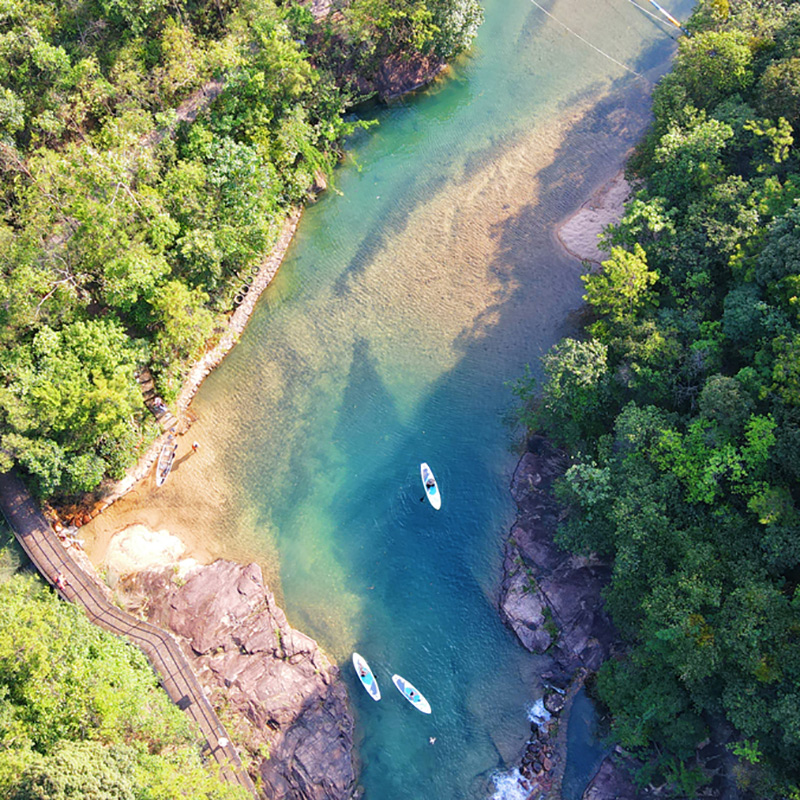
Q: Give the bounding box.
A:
[120,560,357,800]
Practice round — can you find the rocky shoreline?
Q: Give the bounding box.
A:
[495,171,641,800]
[498,437,637,800]
[119,560,358,800]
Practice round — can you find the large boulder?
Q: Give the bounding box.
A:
[500,568,554,653]
[582,756,638,800]
[499,437,616,672]
[121,560,357,800]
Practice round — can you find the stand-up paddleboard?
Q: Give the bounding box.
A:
[420,463,441,510]
[352,653,381,701]
[392,674,432,714]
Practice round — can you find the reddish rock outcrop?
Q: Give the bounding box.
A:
[582,755,638,800]
[120,560,357,800]
[499,436,626,798]
[499,436,616,672]
[374,52,447,102]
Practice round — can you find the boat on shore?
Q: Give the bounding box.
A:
[155,435,178,487]
[392,674,431,714]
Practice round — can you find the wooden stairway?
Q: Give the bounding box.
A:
[137,366,179,431]
[0,471,258,798]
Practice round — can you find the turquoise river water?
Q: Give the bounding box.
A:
[87,0,694,797]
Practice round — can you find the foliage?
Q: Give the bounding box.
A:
[582,243,659,337]
[338,0,482,67]
[514,0,800,794]
[0,574,247,800]
[0,320,149,497]
[0,0,483,497]
[513,339,610,449]
[674,30,754,107]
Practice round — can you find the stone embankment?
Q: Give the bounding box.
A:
[119,560,358,800]
[499,436,638,800]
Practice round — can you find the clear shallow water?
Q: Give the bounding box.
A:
[563,689,610,800]
[86,0,693,797]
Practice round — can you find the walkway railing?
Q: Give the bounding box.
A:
[0,470,258,799]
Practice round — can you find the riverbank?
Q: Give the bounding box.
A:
[498,437,637,800]
[493,171,637,799]
[59,208,303,520]
[39,194,360,798]
[556,170,630,266]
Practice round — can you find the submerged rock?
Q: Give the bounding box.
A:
[120,560,357,800]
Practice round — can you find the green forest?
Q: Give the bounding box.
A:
[0,530,247,800]
[0,0,481,499]
[515,0,800,795]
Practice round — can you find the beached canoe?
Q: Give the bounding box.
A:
[392,673,432,714]
[155,436,178,487]
[420,462,441,510]
[353,652,381,701]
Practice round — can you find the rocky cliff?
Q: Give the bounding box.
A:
[499,436,617,673]
[498,436,638,799]
[119,560,357,800]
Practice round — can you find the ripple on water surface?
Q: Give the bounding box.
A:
[82,0,693,796]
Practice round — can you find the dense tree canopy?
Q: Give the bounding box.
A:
[515,0,800,795]
[0,562,246,800]
[0,0,482,499]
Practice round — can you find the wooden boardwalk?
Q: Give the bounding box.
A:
[0,470,258,799]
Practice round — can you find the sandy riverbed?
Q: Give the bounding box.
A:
[81,134,635,587]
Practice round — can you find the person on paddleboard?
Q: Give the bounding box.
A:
[425,476,435,488]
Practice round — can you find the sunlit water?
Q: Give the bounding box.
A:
[85,0,693,796]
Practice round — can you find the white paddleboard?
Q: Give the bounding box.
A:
[420,462,441,510]
[353,652,381,701]
[392,673,432,714]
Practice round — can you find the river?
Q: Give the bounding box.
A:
[84,0,693,797]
